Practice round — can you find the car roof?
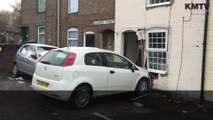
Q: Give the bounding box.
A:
[23,43,58,48]
[59,47,114,54]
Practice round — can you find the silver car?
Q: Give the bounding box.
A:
[13,43,58,77]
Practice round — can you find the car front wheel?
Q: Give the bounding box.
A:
[135,79,149,95]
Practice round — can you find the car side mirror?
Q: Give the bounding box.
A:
[31,54,37,60]
[131,65,137,72]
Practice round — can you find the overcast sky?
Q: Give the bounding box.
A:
[0,0,21,12]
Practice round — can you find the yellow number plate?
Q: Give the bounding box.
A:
[37,80,49,88]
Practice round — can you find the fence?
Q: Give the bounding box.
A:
[0,45,21,74]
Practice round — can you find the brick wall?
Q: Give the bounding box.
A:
[21,0,115,48]
[0,45,21,73]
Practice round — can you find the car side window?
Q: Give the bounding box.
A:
[85,53,103,66]
[20,45,30,55]
[28,45,37,58]
[104,53,131,69]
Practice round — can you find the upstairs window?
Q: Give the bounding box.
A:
[68,0,79,13]
[38,0,46,12]
[146,28,168,74]
[147,0,171,7]
[67,28,78,47]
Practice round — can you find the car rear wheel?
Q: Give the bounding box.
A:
[70,86,92,109]
[12,64,20,78]
[135,78,149,96]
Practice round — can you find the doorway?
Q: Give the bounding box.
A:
[123,32,141,65]
[103,30,114,51]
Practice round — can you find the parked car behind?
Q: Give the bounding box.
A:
[32,47,151,109]
[13,43,58,77]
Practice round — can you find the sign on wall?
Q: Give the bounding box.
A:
[93,19,115,25]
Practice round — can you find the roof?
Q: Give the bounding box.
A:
[23,43,58,48]
[60,47,114,54]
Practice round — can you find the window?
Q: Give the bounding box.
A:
[67,28,78,47]
[104,53,131,69]
[85,53,103,66]
[38,26,46,44]
[68,0,79,13]
[147,0,170,7]
[38,0,46,12]
[84,32,95,47]
[20,45,30,55]
[28,45,37,57]
[146,28,168,74]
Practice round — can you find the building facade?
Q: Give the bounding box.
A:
[115,0,206,98]
[21,0,115,50]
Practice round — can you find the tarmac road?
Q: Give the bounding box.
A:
[0,74,198,120]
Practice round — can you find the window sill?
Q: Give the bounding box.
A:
[148,69,167,75]
[147,2,171,8]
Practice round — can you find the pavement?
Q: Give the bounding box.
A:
[132,91,213,120]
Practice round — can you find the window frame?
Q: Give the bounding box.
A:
[147,0,171,7]
[67,28,78,47]
[68,0,79,13]
[37,0,46,12]
[37,26,46,44]
[146,28,168,74]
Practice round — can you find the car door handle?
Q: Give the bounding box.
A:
[110,70,115,74]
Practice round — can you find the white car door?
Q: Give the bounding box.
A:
[104,53,138,91]
[83,53,108,91]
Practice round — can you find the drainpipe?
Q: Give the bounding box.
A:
[200,0,209,105]
[57,0,60,47]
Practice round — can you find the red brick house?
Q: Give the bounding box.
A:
[21,0,115,50]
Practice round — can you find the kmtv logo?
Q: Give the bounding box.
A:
[185,3,208,10]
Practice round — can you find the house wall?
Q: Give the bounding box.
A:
[115,0,206,98]
[21,0,115,48]
[21,0,58,46]
[60,0,115,48]
[205,1,213,102]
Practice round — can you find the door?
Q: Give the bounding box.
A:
[17,45,30,72]
[83,53,108,91]
[26,45,37,75]
[103,30,114,51]
[104,53,138,91]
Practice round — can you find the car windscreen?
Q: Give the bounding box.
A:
[39,51,70,66]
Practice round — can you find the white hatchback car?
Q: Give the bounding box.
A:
[32,47,151,109]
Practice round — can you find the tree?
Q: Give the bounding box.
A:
[0,0,22,44]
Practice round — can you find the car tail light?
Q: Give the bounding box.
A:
[38,51,50,62]
[63,53,76,67]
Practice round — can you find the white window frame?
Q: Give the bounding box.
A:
[146,28,168,74]
[38,0,46,12]
[147,0,171,7]
[68,0,79,13]
[83,31,95,47]
[67,28,78,47]
[37,26,46,44]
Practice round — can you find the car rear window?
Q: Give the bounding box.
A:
[39,51,70,66]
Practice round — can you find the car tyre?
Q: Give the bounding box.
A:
[135,78,149,96]
[70,85,92,110]
[12,64,20,78]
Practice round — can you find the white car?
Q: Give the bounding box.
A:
[32,47,151,109]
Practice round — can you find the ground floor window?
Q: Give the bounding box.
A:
[146,28,168,74]
[67,28,78,47]
[84,32,95,47]
[38,26,45,44]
